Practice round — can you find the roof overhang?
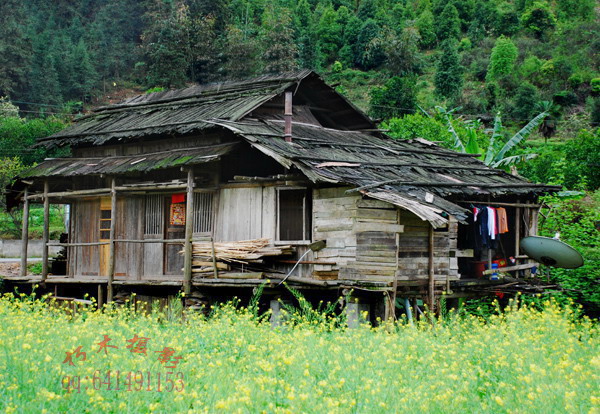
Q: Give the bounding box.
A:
[20,142,237,178]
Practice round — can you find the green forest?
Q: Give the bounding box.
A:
[0,0,598,312]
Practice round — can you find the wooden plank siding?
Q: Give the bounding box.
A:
[69,199,101,277]
[341,195,400,282]
[395,210,459,282]
[313,187,360,279]
[214,187,276,242]
[114,197,144,280]
[312,188,460,283]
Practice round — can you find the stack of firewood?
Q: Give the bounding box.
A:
[186,238,293,274]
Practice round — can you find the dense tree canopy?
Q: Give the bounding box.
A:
[0,0,596,143]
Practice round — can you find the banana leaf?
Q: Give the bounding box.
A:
[484,114,503,165]
[492,153,538,168]
[494,111,548,162]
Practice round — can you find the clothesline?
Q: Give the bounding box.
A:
[470,205,509,251]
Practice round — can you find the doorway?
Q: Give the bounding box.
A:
[164,196,185,275]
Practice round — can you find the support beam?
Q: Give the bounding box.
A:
[390,209,401,321]
[515,203,521,258]
[41,181,50,282]
[97,284,104,309]
[107,178,116,303]
[284,91,293,142]
[183,169,194,295]
[428,225,434,312]
[20,187,30,277]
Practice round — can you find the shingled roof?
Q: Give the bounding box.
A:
[209,119,558,226]
[22,70,559,226]
[37,70,373,148]
[20,143,237,177]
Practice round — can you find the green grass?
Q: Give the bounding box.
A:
[0,294,597,413]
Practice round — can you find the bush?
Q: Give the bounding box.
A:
[382,113,451,143]
[539,191,600,316]
[369,76,417,120]
[591,78,600,96]
[563,128,600,190]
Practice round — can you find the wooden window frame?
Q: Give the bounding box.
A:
[99,197,111,241]
[144,194,164,236]
[275,187,312,244]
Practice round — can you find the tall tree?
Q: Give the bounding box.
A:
[27,34,62,107]
[261,9,299,74]
[224,26,260,79]
[141,5,190,88]
[356,19,384,69]
[71,39,98,101]
[416,9,437,49]
[486,36,518,83]
[520,1,557,40]
[0,0,31,98]
[383,26,423,76]
[295,0,318,69]
[435,4,461,42]
[434,40,463,100]
[316,6,343,66]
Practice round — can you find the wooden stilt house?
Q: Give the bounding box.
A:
[6,71,559,317]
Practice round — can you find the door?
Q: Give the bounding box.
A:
[164,197,185,275]
[99,197,111,276]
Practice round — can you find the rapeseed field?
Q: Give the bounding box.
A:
[0,292,598,413]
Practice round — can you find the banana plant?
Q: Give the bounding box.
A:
[440,107,548,170]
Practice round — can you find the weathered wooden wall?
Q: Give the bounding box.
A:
[69,199,100,277]
[312,187,360,278]
[343,198,402,282]
[73,134,225,157]
[312,188,402,283]
[396,210,459,282]
[114,197,143,279]
[214,187,276,242]
[312,188,459,283]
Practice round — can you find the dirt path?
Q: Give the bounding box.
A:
[0,262,21,277]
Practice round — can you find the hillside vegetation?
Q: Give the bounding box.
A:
[0,0,598,121]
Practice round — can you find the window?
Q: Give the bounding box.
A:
[277,188,311,242]
[144,195,164,235]
[99,197,111,240]
[193,192,214,233]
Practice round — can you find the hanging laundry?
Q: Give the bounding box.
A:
[497,207,509,234]
[487,207,496,240]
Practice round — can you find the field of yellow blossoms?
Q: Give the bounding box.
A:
[0,292,598,413]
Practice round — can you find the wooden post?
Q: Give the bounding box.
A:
[41,181,50,282]
[20,187,30,277]
[284,91,293,142]
[515,203,521,256]
[211,236,218,279]
[428,225,434,313]
[390,209,401,321]
[530,207,539,236]
[183,169,194,295]
[97,284,104,309]
[107,178,116,303]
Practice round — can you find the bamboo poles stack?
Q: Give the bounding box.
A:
[185,238,293,275]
